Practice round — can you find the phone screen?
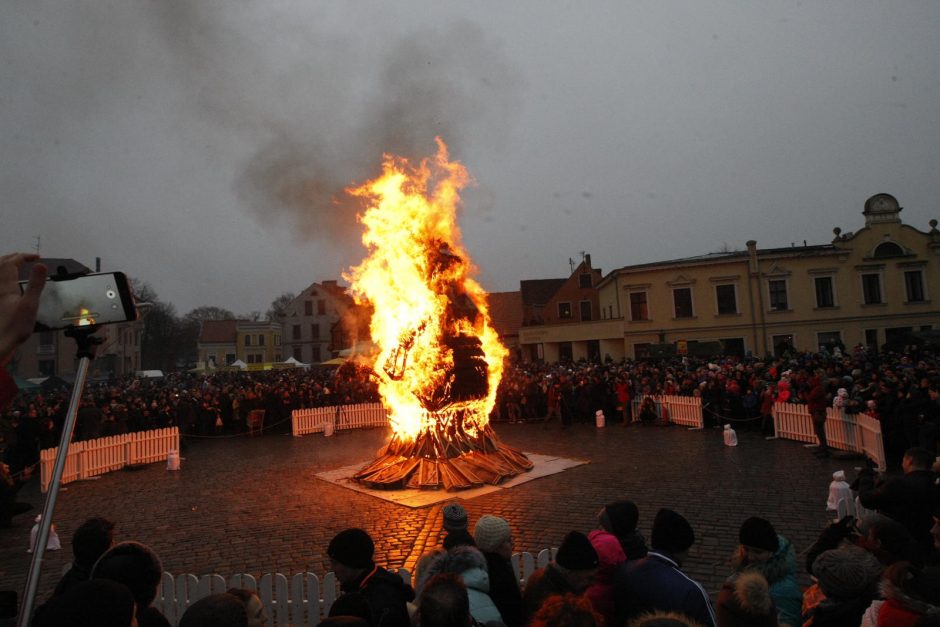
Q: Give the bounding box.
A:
[23,272,137,331]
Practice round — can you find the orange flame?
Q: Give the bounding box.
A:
[344,139,507,441]
[77,307,96,326]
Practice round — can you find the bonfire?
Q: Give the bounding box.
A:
[344,139,532,490]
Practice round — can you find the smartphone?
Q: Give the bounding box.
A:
[21,272,138,331]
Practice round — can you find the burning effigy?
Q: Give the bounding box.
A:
[344,139,532,490]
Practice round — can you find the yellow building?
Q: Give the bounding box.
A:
[198,320,282,367]
[520,194,940,361]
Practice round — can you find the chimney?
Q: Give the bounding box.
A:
[95,257,101,272]
[584,254,591,267]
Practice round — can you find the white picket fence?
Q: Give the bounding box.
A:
[155,548,557,626]
[631,395,704,429]
[771,403,886,471]
[39,427,180,493]
[291,403,389,437]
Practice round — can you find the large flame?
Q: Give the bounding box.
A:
[344,139,506,441]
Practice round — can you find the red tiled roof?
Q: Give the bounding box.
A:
[520,279,566,306]
[198,320,237,343]
[486,291,522,339]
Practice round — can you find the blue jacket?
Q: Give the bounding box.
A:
[613,551,717,627]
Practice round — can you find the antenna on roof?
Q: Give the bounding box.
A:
[33,236,40,255]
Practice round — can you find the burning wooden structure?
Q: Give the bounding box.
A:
[345,140,532,490]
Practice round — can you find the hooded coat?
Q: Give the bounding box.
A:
[418,545,503,624]
[860,566,940,627]
[585,529,627,623]
[715,571,779,627]
[342,564,414,627]
[728,535,802,627]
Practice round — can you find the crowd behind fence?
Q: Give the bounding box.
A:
[154,548,559,627]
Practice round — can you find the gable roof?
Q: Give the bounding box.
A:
[198,320,237,344]
[520,279,566,306]
[486,291,522,338]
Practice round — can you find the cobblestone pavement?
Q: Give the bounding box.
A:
[1,421,862,604]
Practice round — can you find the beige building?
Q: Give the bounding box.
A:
[519,194,940,361]
[280,280,355,364]
[197,319,282,367]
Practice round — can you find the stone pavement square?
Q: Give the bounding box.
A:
[1,421,851,607]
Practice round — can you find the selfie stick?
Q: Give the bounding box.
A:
[18,326,102,627]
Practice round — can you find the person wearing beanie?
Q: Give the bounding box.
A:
[327,528,414,627]
[804,546,883,627]
[721,516,801,627]
[92,540,170,627]
[613,509,716,627]
[599,500,648,559]
[50,516,116,599]
[522,531,599,623]
[442,503,468,534]
[473,515,522,627]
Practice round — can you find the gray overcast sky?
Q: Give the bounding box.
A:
[3,1,939,315]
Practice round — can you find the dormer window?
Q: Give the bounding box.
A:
[873,242,904,258]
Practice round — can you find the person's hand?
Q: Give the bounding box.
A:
[0,253,47,366]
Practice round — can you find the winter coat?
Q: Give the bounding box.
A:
[482,551,522,627]
[617,530,649,560]
[858,469,938,552]
[419,545,503,625]
[585,529,626,623]
[342,564,414,627]
[860,566,940,627]
[613,551,717,627]
[715,571,779,627]
[729,535,802,627]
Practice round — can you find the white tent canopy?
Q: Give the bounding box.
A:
[282,356,310,369]
[230,359,247,370]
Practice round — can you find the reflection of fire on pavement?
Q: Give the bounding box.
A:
[344,139,532,490]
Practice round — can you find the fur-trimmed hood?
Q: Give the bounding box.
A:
[731,534,797,584]
[878,572,940,619]
[732,571,774,615]
[417,545,490,594]
[627,610,705,627]
[716,572,777,627]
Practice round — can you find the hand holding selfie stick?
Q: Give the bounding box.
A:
[17,326,102,627]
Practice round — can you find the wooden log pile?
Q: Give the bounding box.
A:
[353,419,533,491]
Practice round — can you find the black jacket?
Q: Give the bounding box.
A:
[342,564,414,627]
[859,469,938,551]
[482,551,522,627]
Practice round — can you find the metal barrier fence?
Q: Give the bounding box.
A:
[771,403,886,471]
[39,427,180,493]
[156,548,558,626]
[291,403,389,437]
[630,395,704,429]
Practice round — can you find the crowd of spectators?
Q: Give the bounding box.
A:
[21,459,940,626]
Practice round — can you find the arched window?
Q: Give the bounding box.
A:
[873,242,904,258]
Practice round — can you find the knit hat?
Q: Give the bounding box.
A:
[327,528,375,569]
[91,541,163,608]
[442,503,468,533]
[473,515,511,553]
[555,531,599,570]
[811,546,883,600]
[738,517,779,553]
[604,500,640,536]
[650,509,695,554]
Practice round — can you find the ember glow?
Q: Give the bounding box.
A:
[77,307,96,326]
[345,139,531,490]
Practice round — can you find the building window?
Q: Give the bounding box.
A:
[865,329,878,351]
[274,335,280,346]
[304,300,313,315]
[815,277,835,308]
[768,280,788,311]
[317,300,326,315]
[862,273,882,304]
[244,335,252,346]
[634,343,651,359]
[715,284,737,315]
[558,302,572,319]
[311,323,320,339]
[579,301,592,321]
[817,331,842,352]
[38,359,55,376]
[629,292,649,321]
[673,288,693,318]
[579,273,592,289]
[721,338,745,357]
[873,242,904,257]
[312,345,321,362]
[258,334,265,346]
[293,346,303,361]
[225,353,236,365]
[904,270,926,302]
[771,334,794,357]
[292,325,301,340]
[558,342,573,362]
